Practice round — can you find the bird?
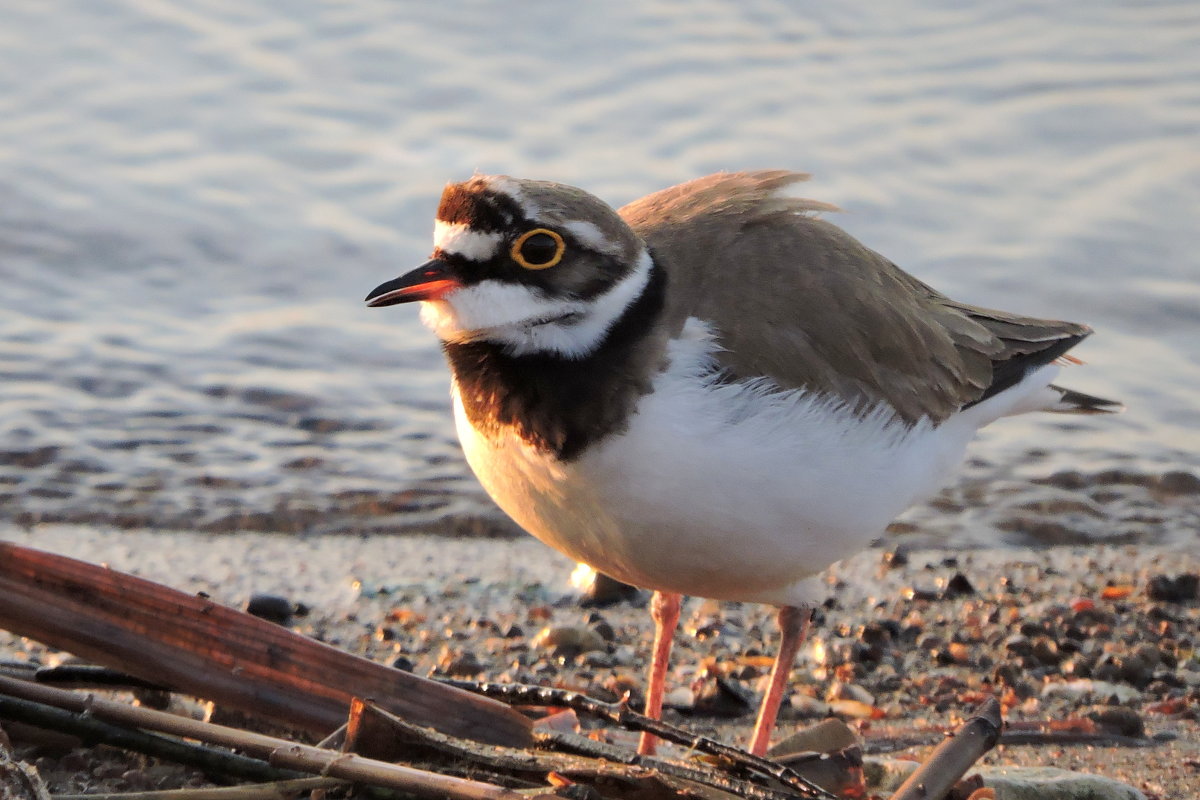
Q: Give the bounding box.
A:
[365,171,1121,757]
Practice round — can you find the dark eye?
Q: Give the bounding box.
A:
[511,228,565,270]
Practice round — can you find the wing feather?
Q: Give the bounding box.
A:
[620,171,1091,423]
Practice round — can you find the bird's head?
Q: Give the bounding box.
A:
[367,175,651,358]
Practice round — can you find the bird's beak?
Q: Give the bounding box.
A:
[365,259,463,307]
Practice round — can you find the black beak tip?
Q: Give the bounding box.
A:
[364,275,411,307]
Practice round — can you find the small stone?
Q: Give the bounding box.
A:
[1042,679,1140,704]
[941,642,971,665]
[663,686,695,709]
[770,718,859,758]
[903,586,939,602]
[1146,573,1200,603]
[245,594,294,625]
[589,620,616,642]
[1004,634,1033,658]
[530,625,606,658]
[974,765,1146,800]
[692,674,754,718]
[1031,636,1062,666]
[942,572,976,598]
[438,650,484,677]
[786,694,831,719]
[827,698,880,719]
[826,681,875,706]
[1087,705,1145,738]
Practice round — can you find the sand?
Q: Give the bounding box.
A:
[1,526,1196,798]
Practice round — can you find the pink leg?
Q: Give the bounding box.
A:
[747,605,811,756]
[637,590,682,756]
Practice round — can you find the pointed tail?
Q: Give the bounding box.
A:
[1047,384,1125,414]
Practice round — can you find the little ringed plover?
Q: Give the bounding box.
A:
[366,171,1121,756]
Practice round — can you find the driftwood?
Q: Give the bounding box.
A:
[0,541,530,747]
[890,698,1003,800]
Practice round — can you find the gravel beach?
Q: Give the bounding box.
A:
[2,526,1196,798]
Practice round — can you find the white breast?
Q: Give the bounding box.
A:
[453,319,1055,607]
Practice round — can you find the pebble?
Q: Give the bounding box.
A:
[942,572,976,598]
[244,594,295,626]
[825,681,875,706]
[1042,679,1140,705]
[663,686,694,709]
[692,674,754,718]
[974,766,1146,800]
[530,625,606,658]
[769,718,858,757]
[1146,573,1200,603]
[5,531,1199,794]
[1086,706,1145,738]
[437,649,485,677]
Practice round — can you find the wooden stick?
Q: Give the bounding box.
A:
[0,693,305,784]
[890,698,1003,800]
[0,676,523,800]
[54,777,346,800]
[0,541,530,747]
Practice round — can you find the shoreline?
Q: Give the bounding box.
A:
[2,526,1197,797]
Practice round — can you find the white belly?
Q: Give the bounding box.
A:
[452,323,1048,607]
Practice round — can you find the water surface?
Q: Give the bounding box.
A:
[1,2,1196,545]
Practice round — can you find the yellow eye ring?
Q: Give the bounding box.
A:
[511,228,565,270]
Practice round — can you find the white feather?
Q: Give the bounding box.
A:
[420,250,653,358]
[485,176,540,218]
[454,319,1066,607]
[563,219,625,258]
[433,220,502,261]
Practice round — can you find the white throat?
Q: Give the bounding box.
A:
[419,249,654,359]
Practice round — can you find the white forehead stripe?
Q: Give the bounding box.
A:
[433,220,502,261]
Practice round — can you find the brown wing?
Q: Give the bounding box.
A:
[620,171,1091,423]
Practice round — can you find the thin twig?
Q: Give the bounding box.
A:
[442,680,836,799]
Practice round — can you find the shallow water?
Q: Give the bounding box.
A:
[1,2,1197,544]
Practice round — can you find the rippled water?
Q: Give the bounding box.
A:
[1,2,1197,544]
